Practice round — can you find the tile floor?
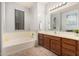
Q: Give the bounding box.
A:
[10,46,57,56]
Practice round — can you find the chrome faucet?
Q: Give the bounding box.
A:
[54,30,57,34]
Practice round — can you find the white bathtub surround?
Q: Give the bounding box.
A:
[39,31,79,40]
[2,39,35,56]
[2,32,37,56]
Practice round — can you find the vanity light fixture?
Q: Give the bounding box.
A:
[50,2,67,11]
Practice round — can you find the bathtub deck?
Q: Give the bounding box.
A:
[10,46,57,56]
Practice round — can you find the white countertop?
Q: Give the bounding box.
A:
[39,31,79,40]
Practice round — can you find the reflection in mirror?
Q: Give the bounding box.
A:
[50,13,61,31]
[62,10,78,32]
[50,14,57,30]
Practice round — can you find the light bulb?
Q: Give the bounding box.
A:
[59,3,62,6]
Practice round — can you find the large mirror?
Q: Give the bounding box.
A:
[50,9,79,32]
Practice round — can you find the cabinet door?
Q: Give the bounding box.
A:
[38,33,44,46]
[50,36,61,55]
[77,41,79,56]
[62,38,76,56]
[51,40,55,52]
[43,35,51,50]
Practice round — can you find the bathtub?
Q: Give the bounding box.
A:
[2,31,37,56]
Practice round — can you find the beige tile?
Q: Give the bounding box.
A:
[10,46,57,56]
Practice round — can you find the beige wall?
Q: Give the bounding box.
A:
[2,2,31,33]
[0,2,1,56]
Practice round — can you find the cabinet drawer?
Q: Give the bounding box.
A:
[62,48,76,56]
[62,38,76,46]
[44,34,49,37]
[53,40,61,45]
[62,42,76,52]
[49,36,61,41]
[38,33,44,36]
[38,34,44,39]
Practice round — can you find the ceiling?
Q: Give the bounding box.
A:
[16,2,34,8]
[16,2,49,8]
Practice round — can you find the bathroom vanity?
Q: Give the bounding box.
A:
[38,31,79,56]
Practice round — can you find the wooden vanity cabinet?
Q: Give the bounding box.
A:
[62,38,77,56]
[38,33,78,56]
[77,41,79,56]
[50,36,61,55]
[38,33,44,46]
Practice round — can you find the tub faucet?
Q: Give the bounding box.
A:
[32,33,34,38]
